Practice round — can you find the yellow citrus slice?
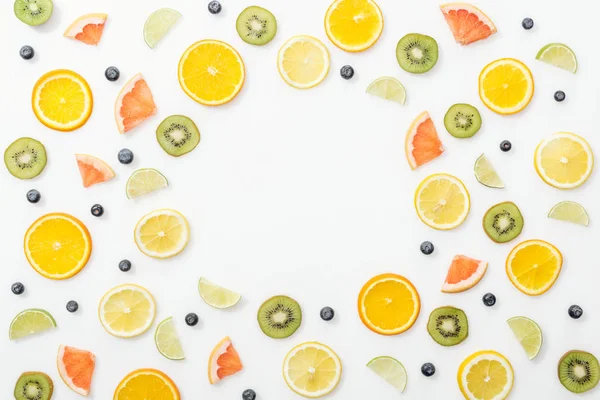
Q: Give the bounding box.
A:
[414,173,470,230]
[32,69,93,131]
[24,213,92,280]
[506,239,563,296]
[134,209,190,258]
[178,40,245,106]
[324,0,383,52]
[278,35,330,89]
[283,342,342,398]
[458,350,514,400]
[114,368,180,400]
[98,284,156,338]
[358,273,420,335]
[478,58,534,115]
[534,132,593,189]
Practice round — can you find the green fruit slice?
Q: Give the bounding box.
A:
[9,309,56,340]
[474,154,505,188]
[367,356,407,393]
[14,0,53,26]
[366,77,406,105]
[548,201,589,226]
[444,103,482,138]
[4,137,47,180]
[14,371,54,400]
[507,316,542,360]
[536,43,577,73]
[126,168,168,199]
[154,317,185,360]
[144,8,181,49]
[236,6,277,45]
[558,350,600,393]
[198,277,241,309]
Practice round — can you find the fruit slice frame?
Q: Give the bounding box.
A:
[134,209,190,258]
[405,111,444,169]
[440,3,496,45]
[414,173,470,230]
[458,350,514,400]
[506,239,563,296]
[114,73,157,133]
[324,0,384,52]
[114,368,180,399]
[208,336,243,384]
[478,58,534,115]
[9,308,56,340]
[98,284,156,338]
[278,35,330,89]
[63,13,108,45]
[57,345,96,396]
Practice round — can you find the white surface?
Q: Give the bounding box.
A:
[1,0,599,398]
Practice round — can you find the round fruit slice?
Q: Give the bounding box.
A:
[144,8,181,49]
[178,40,245,106]
[479,58,534,115]
[4,137,47,180]
[427,306,468,346]
[440,3,496,45]
[98,284,156,338]
[63,13,107,45]
[9,308,56,340]
[199,277,242,309]
[367,356,407,393]
[134,209,190,258]
[76,154,115,188]
[366,77,406,105]
[156,115,201,157]
[534,132,593,189]
[208,336,243,384]
[155,317,185,360]
[324,0,383,52]
[278,35,330,89]
[32,69,93,131]
[558,350,600,394]
[24,213,92,280]
[441,255,487,293]
[358,273,420,335]
[506,239,563,296]
[536,43,577,73]
[444,103,481,138]
[507,316,542,360]
[236,6,277,45]
[257,295,302,339]
[283,342,342,398]
[396,33,439,74]
[114,369,180,400]
[482,202,523,243]
[115,73,157,133]
[405,111,444,169]
[458,350,514,400]
[57,345,96,396]
[414,173,470,230]
[13,372,54,400]
[474,154,504,188]
[14,0,53,26]
[548,201,589,226]
[126,168,168,199]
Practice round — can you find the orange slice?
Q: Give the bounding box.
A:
[324,0,384,52]
[57,345,96,396]
[24,213,92,280]
[358,273,420,335]
[506,239,563,296]
[64,13,107,45]
[114,369,180,400]
[440,3,496,45]
[75,154,115,188]
[115,73,157,134]
[405,111,444,169]
[441,255,488,293]
[208,336,243,384]
[479,58,534,115]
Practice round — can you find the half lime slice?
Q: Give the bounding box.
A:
[144,8,181,49]
[198,277,241,309]
[155,317,185,360]
[9,308,56,340]
[507,316,543,360]
[366,77,406,105]
[536,43,577,73]
[474,153,505,188]
[367,356,407,392]
[126,168,168,199]
[548,201,589,226]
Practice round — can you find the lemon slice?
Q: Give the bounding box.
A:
[324,0,384,52]
[144,8,181,49]
[548,201,589,226]
[478,58,534,115]
[474,154,504,188]
[134,209,189,258]
[283,342,342,398]
[534,132,593,189]
[506,239,563,296]
[367,356,407,393]
[414,173,470,230]
[9,308,56,340]
[507,316,542,360]
[278,35,330,89]
[366,77,406,105]
[458,350,514,400]
[98,284,156,338]
[155,317,184,360]
[126,168,168,199]
[536,43,577,73]
[198,277,241,309]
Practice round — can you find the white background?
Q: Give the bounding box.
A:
[1,0,599,398]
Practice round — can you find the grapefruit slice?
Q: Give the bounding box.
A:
[442,255,487,293]
[208,336,243,384]
[440,3,496,45]
[115,73,157,134]
[405,111,444,170]
[75,154,115,188]
[64,13,108,45]
[57,345,96,396]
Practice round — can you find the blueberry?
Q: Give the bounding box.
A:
[91,204,104,217]
[26,189,41,203]
[568,305,583,319]
[421,363,436,377]
[242,389,256,400]
[554,90,566,102]
[500,140,512,152]
[119,259,132,272]
[20,45,34,60]
[521,18,534,30]
[66,300,79,313]
[118,148,134,164]
[185,313,199,326]
[208,1,222,14]
[482,293,496,307]
[320,307,335,321]
[11,282,25,295]
[105,66,120,82]
[340,65,354,80]
[420,241,434,255]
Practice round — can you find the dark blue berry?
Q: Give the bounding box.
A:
[340,65,354,80]
[208,1,222,14]
[26,189,41,203]
[554,90,566,102]
[242,389,256,400]
[91,204,104,217]
[119,259,132,272]
[483,293,496,307]
[320,307,335,321]
[118,148,134,164]
[11,282,25,295]
[521,18,534,30]
[421,363,435,377]
[185,313,199,326]
[568,305,583,319]
[500,140,512,152]
[105,66,120,82]
[66,300,79,313]
[420,241,434,255]
[20,45,34,60]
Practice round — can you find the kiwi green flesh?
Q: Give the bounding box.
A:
[444,103,482,138]
[156,115,200,157]
[14,0,53,26]
[236,6,277,45]
[396,33,438,74]
[559,350,600,394]
[14,372,53,400]
[4,137,47,179]
[257,295,302,339]
[483,202,523,243]
[427,306,468,346]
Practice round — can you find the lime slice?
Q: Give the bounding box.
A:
[366,77,406,105]
[474,154,505,188]
[367,356,407,392]
[548,201,589,226]
[536,43,577,73]
[126,168,168,199]
[198,277,241,309]
[9,309,56,340]
[154,317,185,360]
[507,316,542,360]
[144,8,181,49]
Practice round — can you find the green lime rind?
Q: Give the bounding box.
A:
[548,201,589,227]
[507,316,543,360]
[535,43,578,73]
[366,77,406,105]
[9,308,57,340]
[154,317,185,360]
[367,356,407,392]
[144,8,181,49]
[126,168,168,199]
[198,277,242,309]
[474,154,505,189]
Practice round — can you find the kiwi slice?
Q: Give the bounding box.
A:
[558,350,600,394]
[427,306,468,346]
[236,6,277,46]
[396,33,439,74]
[14,0,53,26]
[257,295,302,339]
[156,115,200,157]
[14,372,53,400]
[444,104,482,138]
[4,137,47,179]
[483,201,524,243]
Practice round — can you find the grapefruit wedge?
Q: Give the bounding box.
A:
[64,13,108,45]
[440,3,496,45]
[442,255,488,293]
[405,111,444,170]
[75,154,115,188]
[57,345,96,396]
[208,336,243,384]
[115,73,157,134]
